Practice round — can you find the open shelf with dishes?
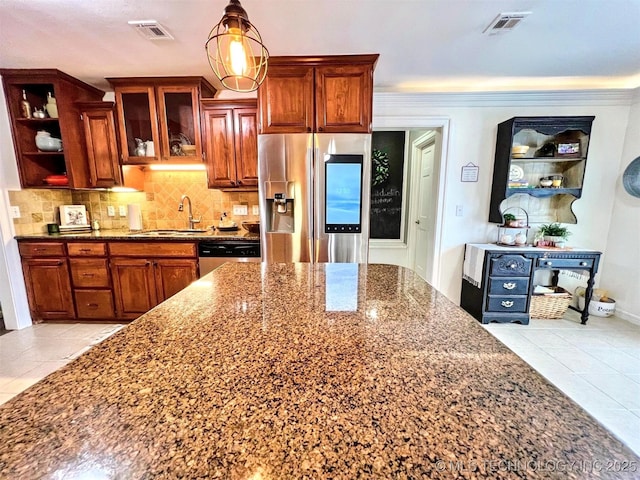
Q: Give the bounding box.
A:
[489,116,594,223]
[1,69,104,188]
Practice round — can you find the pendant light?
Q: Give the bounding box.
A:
[205,0,269,92]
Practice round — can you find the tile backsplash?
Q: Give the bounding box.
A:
[9,170,259,235]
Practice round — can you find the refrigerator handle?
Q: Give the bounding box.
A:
[307,145,315,240]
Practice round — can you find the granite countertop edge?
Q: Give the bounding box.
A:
[14,229,260,242]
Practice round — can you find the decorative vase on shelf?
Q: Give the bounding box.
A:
[45,92,58,119]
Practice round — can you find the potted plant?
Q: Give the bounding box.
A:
[538,223,571,247]
[502,213,518,227]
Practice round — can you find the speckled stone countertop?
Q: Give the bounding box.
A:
[14,228,259,242]
[1,263,638,479]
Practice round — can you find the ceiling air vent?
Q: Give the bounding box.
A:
[483,12,531,35]
[128,20,174,40]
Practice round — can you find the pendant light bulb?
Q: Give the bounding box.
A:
[206,0,269,92]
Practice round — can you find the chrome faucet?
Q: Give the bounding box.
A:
[178,195,201,230]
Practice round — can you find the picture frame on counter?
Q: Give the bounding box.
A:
[59,204,89,229]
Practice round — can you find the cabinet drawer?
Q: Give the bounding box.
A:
[487,295,528,313]
[18,242,65,257]
[68,242,107,256]
[488,277,529,295]
[489,255,532,276]
[74,290,116,319]
[108,242,196,257]
[69,259,110,288]
[537,258,594,269]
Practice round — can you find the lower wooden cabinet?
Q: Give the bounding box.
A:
[109,242,198,320]
[68,242,116,320]
[18,239,198,323]
[21,257,75,321]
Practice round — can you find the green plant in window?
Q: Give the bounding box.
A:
[371,149,390,187]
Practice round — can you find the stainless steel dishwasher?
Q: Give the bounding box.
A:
[198,241,261,276]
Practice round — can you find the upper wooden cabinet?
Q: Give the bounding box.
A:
[0,69,104,189]
[76,101,122,188]
[201,99,258,190]
[258,55,378,134]
[107,77,216,164]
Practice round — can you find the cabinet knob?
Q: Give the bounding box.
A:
[318,127,324,132]
[307,127,312,133]
[501,300,514,308]
[238,180,242,185]
[230,180,236,186]
[580,262,587,266]
[509,263,517,269]
[546,261,552,266]
[503,282,516,290]
[145,261,151,266]
[415,220,420,224]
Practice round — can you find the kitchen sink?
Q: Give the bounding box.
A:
[127,229,208,237]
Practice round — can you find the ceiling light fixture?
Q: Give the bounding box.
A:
[205,0,269,92]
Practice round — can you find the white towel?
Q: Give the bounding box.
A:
[463,244,486,287]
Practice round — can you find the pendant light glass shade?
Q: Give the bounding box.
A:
[205,0,269,92]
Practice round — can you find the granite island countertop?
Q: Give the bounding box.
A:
[0,263,638,479]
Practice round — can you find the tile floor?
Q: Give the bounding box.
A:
[0,314,638,456]
[0,323,124,406]
[484,310,640,456]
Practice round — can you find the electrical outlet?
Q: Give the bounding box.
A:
[232,204,248,216]
[455,205,463,217]
[119,205,127,217]
[107,205,115,217]
[252,205,259,215]
[10,206,21,219]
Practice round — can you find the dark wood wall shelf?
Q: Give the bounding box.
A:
[489,116,595,224]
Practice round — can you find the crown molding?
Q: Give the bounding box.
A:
[373,89,636,109]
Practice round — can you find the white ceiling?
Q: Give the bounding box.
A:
[1,0,639,95]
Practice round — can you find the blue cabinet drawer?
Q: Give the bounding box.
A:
[489,255,532,276]
[487,295,528,313]
[488,276,529,295]
[537,258,594,269]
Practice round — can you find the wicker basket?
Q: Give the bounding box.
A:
[530,286,572,319]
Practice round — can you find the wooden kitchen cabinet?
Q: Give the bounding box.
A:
[258,55,378,134]
[488,116,595,224]
[108,77,216,164]
[109,242,197,319]
[0,69,104,189]
[18,241,75,321]
[201,99,258,189]
[68,242,116,320]
[76,102,123,188]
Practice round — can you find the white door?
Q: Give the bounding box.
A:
[413,142,435,281]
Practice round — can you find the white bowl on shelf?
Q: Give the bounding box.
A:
[35,131,63,152]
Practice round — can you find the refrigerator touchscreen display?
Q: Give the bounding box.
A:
[325,154,363,233]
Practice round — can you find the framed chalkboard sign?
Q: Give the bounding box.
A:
[370,131,406,239]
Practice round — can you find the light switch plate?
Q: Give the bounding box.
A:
[118,205,127,217]
[232,204,248,216]
[252,205,259,215]
[107,206,116,217]
[10,206,21,219]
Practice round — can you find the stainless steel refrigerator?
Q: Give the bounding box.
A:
[258,133,371,263]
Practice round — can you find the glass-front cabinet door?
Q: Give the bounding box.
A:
[156,86,201,161]
[113,86,160,163]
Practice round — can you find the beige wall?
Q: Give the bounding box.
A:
[8,170,259,235]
